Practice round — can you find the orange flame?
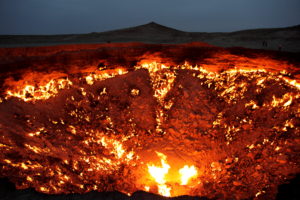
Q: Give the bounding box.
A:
[147,152,171,196]
[0,54,299,199]
[146,152,198,196]
[179,165,198,185]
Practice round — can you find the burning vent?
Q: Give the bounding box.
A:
[0,43,299,199]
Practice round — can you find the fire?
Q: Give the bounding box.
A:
[146,152,198,196]
[137,62,176,104]
[6,78,72,102]
[0,43,300,199]
[179,165,198,185]
[147,152,171,196]
[157,184,171,197]
[4,68,128,103]
[85,68,128,85]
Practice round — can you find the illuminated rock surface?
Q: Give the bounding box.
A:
[0,43,299,199]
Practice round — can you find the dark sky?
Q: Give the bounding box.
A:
[0,0,299,35]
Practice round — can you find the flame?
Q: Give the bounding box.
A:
[144,186,150,192]
[85,68,128,85]
[147,152,171,196]
[179,165,198,185]
[270,93,296,108]
[4,68,128,102]
[0,52,299,199]
[6,78,72,102]
[137,62,176,104]
[146,152,198,196]
[157,184,171,197]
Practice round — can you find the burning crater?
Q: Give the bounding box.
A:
[0,43,299,199]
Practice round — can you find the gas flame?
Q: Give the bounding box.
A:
[85,68,128,85]
[146,152,198,196]
[179,165,198,185]
[6,78,72,102]
[0,47,299,199]
[4,68,128,102]
[147,152,171,196]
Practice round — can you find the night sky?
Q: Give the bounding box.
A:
[0,0,299,35]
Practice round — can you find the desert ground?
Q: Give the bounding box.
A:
[0,22,299,52]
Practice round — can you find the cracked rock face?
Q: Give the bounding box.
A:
[0,43,299,200]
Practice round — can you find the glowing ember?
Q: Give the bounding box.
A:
[0,44,300,199]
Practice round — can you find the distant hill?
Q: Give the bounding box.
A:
[101,21,185,36]
[0,22,300,52]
